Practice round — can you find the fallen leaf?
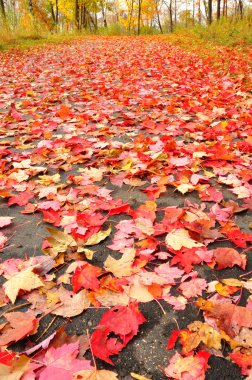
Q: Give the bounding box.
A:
[196,298,252,337]
[165,229,204,251]
[91,303,146,365]
[104,248,136,278]
[0,355,30,380]
[52,288,90,317]
[38,342,93,380]
[164,351,210,380]
[3,267,44,303]
[0,217,14,228]
[72,262,102,292]
[85,225,112,246]
[0,312,38,346]
[73,369,118,379]
[209,247,246,270]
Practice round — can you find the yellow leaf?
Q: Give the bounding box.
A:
[186,321,223,352]
[221,278,243,287]
[85,225,112,246]
[176,184,195,194]
[47,228,76,246]
[77,247,95,260]
[4,267,44,304]
[95,290,130,307]
[165,229,203,251]
[38,173,61,185]
[73,369,118,379]
[122,159,133,171]
[104,248,136,278]
[215,283,240,297]
[127,277,154,303]
[0,355,30,380]
[131,373,152,380]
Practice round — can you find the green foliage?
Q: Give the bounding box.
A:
[140,25,160,35]
[97,23,127,36]
[176,15,252,46]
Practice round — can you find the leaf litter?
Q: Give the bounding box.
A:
[0,36,251,379]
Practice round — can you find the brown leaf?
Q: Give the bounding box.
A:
[0,312,38,346]
[196,298,252,337]
[52,287,90,317]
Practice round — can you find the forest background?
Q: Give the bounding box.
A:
[0,0,252,48]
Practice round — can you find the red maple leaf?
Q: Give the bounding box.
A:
[209,247,246,270]
[72,262,102,292]
[8,191,34,207]
[91,303,146,365]
[198,187,223,203]
[229,352,252,376]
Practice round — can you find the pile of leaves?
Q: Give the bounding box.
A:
[0,36,251,379]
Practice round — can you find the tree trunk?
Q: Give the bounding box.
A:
[55,0,59,25]
[238,0,243,18]
[192,0,195,24]
[50,1,56,23]
[156,2,163,33]
[174,0,177,26]
[222,0,227,17]
[198,0,202,24]
[0,0,6,20]
[28,0,34,15]
[101,2,107,27]
[137,0,141,35]
[217,0,221,19]
[203,0,208,19]
[75,0,80,30]
[208,0,212,24]
[128,0,134,33]
[169,0,173,32]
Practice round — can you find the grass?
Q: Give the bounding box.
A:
[0,26,85,50]
[1,16,252,51]
[174,15,252,47]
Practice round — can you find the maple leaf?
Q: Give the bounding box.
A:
[0,355,30,380]
[9,103,23,121]
[8,191,34,207]
[196,298,252,337]
[95,289,130,307]
[225,228,252,248]
[38,342,93,380]
[154,262,184,284]
[3,267,44,303]
[104,248,136,278]
[229,353,252,376]
[198,187,223,203]
[0,217,14,228]
[167,321,231,355]
[209,247,246,270]
[163,294,187,310]
[72,262,102,292]
[84,225,112,246]
[164,351,210,380]
[170,248,203,273]
[73,369,118,379]
[53,288,90,317]
[91,303,146,365]
[230,186,251,199]
[0,232,8,252]
[179,278,207,299]
[0,312,38,346]
[165,228,204,250]
[56,104,72,119]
